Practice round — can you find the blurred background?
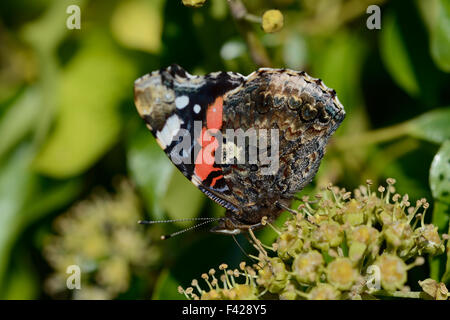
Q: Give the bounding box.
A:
[0,0,448,299]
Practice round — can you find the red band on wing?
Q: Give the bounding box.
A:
[206,96,223,130]
[195,127,220,181]
[194,96,224,184]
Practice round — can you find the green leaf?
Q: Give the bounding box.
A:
[309,31,367,137]
[151,269,184,300]
[310,31,366,114]
[0,145,36,288]
[21,0,84,53]
[430,140,450,202]
[0,87,41,160]
[127,129,174,220]
[1,253,39,299]
[0,144,82,288]
[429,202,450,281]
[33,32,136,177]
[127,128,205,223]
[380,13,420,96]
[429,141,450,281]
[430,0,450,72]
[161,169,205,224]
[443,223,450,283]
[407,108,450,144]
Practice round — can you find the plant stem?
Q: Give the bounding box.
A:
[227,0,272,67]
[371,290,424,299]
[333,122,412,151]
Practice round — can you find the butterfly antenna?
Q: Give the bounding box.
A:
[159,219,218,240]
[138,217,218,225]
[138,217,220,240]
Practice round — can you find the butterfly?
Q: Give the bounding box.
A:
[134,64,345,236]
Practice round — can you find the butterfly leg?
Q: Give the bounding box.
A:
[247,226,270,261]
[276,201,318,226]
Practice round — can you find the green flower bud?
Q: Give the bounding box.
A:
[377,203,407,226]
[257,257,289,293]
[348,241,367,263]
[326,257,358,290]
[292,250,324,284]
[309,283,340,300]
[383,221,414,254]
[375,254,407,291]
[182,0,206,8]
[414,224,444,256]
[224,284,258,300]
[311,221,343,251]
[347,225,380,249]
[296,218,314,238]
[279,282,297,300]
[276,232,303,260]
[201,289,222,300]
[342,199,365,226]
[261,10,284,33]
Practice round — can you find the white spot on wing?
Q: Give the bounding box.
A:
[193,104,201,114]
[156,114,184,148]
[175,95,189,109]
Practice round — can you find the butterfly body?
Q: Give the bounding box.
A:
[134,64,345,234]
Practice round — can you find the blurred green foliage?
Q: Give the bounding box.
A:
[0,0,448,299]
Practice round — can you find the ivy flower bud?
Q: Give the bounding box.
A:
[309,283,340,300]
[348,241,367,263]
[279,282,298,300]
[201,290,221,300]
[229,284,258,300]
[341,199,365,226]
[377,204,407,225]
[375,254,407,291]
[276,231,303,260]
[257,258,289,293]
[347,225,380,247]
[261,10,284,33]
[292,250,324,284]
[311,221,343,251]
[326,258,358,290]
[383,221,414,254]
[414,224,444,255]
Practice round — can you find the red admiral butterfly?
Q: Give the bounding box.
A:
[134,64,345,235]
